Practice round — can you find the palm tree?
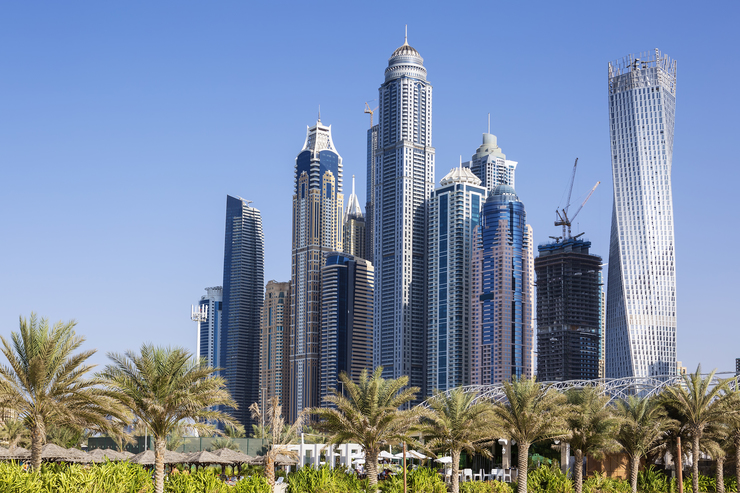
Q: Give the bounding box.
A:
[614,394,676,493]
[489,377,569,493]
[0,417,29,449]
[0,314,127,470]
[311,367,420,489]
[564,386,622,493]
[421,387,498,493]
[661,366,739,493]
[249,395,304,491]
[100,344,238,493]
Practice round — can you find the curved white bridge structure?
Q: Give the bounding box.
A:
[423,372,738,407]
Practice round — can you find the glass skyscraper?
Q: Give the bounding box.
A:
[427,165,486,392]
[261,280,290,419]
[289,118,344,422]
[471,185,534,385]
[221,195,264,427]
[606,49,677,378]
[373,35,435,397]
[320,252,374,404]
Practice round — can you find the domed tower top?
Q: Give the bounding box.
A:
[385,26,427,82]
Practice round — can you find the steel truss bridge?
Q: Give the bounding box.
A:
[423,373,738,406]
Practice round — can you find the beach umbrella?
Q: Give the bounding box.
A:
[130,449,189,465]
[250,453,298,466]
[379,450,395,460]
[211,448,254,464]
[185,450,230,465]
[3,447,30,460]
[39,443,90,463]
[87,448,124,462]
[434,456,453,464]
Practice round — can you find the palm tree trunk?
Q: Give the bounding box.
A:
[30,422,43,471]
[693,433,700,493]
[154,434,166,493]
[734,432,740,491]
[266,453,276,490]
[517,441,530,493]
[366,449,379,489]
[574,448,584,493]
[451,449,461,493]
[630,455,639,493]
[716,457,725,493]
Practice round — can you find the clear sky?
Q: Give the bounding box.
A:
[1,1,738,375]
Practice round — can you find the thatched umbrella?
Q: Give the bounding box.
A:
[40,443,90,463]
[118,450,134,460]
[130,449,189,465]
[3,447,30,461]
[211,448,254,464]
[185,450,230,465]
[87,448,124,462]
[250,453,297,466]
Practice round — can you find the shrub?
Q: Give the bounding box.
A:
[637,465,669,493]
[287,465,367,493]
[582,472,631,493]
[460,479,513,493]
[527,464,573,493]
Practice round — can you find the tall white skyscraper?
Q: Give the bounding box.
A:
[373,33,435,396]
[606,49,677,378]
[196,286,222,368]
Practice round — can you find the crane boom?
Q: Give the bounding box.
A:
[364,102,377,128]
[564,158,578,213]
[570,181,600,224]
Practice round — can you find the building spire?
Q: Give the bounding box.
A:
[352,174,356,195]
[404,24,408,45]
[488,113,491,134]
[318,105,321,123]
[459,155,462,170]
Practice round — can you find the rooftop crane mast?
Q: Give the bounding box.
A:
[553,158,600,241]
[364,101,378,128]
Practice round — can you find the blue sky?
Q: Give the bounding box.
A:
[1,1,738,376]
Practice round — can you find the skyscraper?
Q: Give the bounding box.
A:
[196,286,223,368]
[465,130,517,193]
[471,185,534,385]
[606,50,677,378]
[221,195,264,427]
[427,164,486,392]
[343,176,366,260]
[320,252,374,404]
[289,118,344,422]
[365,122,378,264]
[373,33,435,396]
[261,280,290,418]
[535,238,602,381]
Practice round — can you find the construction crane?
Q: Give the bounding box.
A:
[554,158,600,240]
[364,101,378,128]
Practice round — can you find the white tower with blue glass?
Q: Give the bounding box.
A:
[373,31,435,397]
[427,163,486,392]
[606,49,678,378]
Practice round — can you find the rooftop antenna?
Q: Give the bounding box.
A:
[487,113,491,134]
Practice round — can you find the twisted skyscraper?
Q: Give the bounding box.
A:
[606,50,677,378]
[372,33,435,397]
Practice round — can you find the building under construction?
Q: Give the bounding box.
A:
[536,238,602,381]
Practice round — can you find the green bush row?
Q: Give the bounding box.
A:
[0,461,271,493]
